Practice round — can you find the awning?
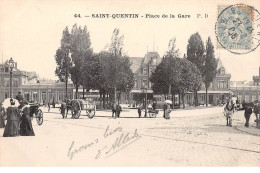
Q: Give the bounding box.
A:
[131,89,153,93]
[197,90,230,94]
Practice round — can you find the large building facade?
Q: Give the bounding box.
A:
[120,53,231,107]
[2,55,257,107]
[230,67,260,103]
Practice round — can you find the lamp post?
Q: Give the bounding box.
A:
[141,86,148,118]
[37,80,40,103]
[9,58,15,98]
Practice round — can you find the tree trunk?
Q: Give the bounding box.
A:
[178,93,181,108]
[168,84,171,100]
[75,86,78,99]
[106,93,109,109]
[182,93,185,109]
[103,93,105,109]
[206,87,208,107]
[114,87,117,103]
[173,93,175,109]
[99,92,102,109]
[82,86,85,99]
[65,80,68,99]
[171,93,174,109]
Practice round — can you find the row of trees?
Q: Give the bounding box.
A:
[55,24,217,108]
[150,33,217,108]
[55,25,134,108]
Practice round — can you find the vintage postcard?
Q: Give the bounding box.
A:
[0,0,260,167]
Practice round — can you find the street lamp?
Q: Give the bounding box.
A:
[37,80,40,103]
[9,58,15,98]
[141,85,148,118]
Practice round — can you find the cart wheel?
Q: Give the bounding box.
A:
[149,113,156,118]
[73,110,81,119]
[36,109,43,125]
[88,110,95,119]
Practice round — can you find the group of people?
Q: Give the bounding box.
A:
[112,102,122,118]
[137,101,171,119]
[224,96,260,128]
[0,92,35,137]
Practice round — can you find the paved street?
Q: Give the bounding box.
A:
[0,106,260,166]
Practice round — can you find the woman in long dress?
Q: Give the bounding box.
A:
[0,104,5,128]
[19,106,35,136]
[3,100,21,137]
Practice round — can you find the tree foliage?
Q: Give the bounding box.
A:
[55,27,72,98]
[204,37,217,106]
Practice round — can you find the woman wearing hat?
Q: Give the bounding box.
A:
[3,99,21,137]
[19,105,35,136]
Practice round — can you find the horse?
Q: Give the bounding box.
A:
[224,99,236,127]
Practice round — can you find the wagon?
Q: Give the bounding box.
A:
[70,99,96,119]
[148,109,159,118]
[28,103,43,125]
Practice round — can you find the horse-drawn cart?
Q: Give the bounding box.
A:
[28,103,43,125]
[69,99,96,119]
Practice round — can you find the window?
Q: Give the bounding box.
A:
[218,80,227,89]
[201,94,206,101]
[142,79,147,87]
[134,79,138,88]
[143,68,147,75]
[4,78,9,87]
[245,94,249,102]
[13,78,18,87]
[187,94,191,101]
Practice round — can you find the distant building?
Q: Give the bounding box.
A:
[0,60,74,104]
[121,53,231,107]
[230,67,260,103]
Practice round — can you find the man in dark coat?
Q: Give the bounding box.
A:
[138,106,142,118]
[241,102,253,127]
[116,104,122,118]
[3,99,21,137]
[15,91,24,103]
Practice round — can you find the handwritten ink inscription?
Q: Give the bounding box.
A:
[67,125,141,160]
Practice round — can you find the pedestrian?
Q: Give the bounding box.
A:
[152,101,157,110]
[241,102,253,127]
[116,104,122,118]
[112,102,117,118]
[253,100,260,122]
[164,103,171,119]
[61,99,67,118]
[19,106,35,136]
[138,106,142,118]
[15,91,24,103]
[0,104,5,128]
[163,103,167,118]
[3,99,21,137]
[52,99,55,108]
[48,102,50,112]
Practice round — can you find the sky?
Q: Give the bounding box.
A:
[0,0,259,81]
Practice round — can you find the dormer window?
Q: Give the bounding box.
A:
[143,68,147,75]
[152,58,157,65]
[219,67,225,74]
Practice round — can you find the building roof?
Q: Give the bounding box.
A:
[130,57,144,73]
[129,52,161,73]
